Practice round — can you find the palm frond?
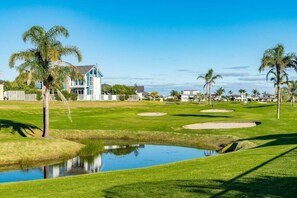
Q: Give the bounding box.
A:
[9,51,35,68]
[47,26,69,39]
[56,89,72,122]
[22,26,44,45]
[59,46,82,62]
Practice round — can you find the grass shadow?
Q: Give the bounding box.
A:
[244,104,275,109]
[241,133,297,148]
[173,114,233,118]
[104,146,297,197]
[103,176,297,197]
[0,119,41,137]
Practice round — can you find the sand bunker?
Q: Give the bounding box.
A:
[138,112,167,116]
[200,109,234,113]
[183,122,258,129]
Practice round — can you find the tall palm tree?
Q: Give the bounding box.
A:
[197,69,222,105]
[9,26,82,138]
[259,44,296,119]
[287,80,297,109]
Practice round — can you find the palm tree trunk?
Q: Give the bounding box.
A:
[208,85,211,105]
[277,84,281,119]
[43,166,49,179]
[292,95,295,110]
[42,84,50,138]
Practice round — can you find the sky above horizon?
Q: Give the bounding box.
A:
[1,0,297,95]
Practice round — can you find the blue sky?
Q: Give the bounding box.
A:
[1,0,297,95]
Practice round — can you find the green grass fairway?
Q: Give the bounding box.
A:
[0,101,296,197]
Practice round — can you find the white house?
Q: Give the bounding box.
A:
[181,90,200,101]
[68,65,103,100]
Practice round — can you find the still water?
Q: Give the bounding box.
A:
[0,144,216,183]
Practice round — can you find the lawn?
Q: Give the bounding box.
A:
[0,100,296,197]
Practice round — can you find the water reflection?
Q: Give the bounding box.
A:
[204,150,215,156]
[0,144,216,183]
[42,144,143,179]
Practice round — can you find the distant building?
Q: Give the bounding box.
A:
[230,95,242,101]
[132,85,145,100]
[68,65,103,100]
[259,93,276,102]
[181,90,200,101]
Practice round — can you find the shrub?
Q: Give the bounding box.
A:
[119,95,125,101]
[55,90,70,101]
[36,90,42,101]
[69,93,78,101]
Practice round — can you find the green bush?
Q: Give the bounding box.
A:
[24,89,42,101]
[119,95,125,101]
[36,91,42,101]
[55,90,70,101]
[69,93,78,101]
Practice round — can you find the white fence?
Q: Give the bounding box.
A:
[5,91,119,101]
[7,91,25,100]
[25,94,37,101]
[77,94,119,101]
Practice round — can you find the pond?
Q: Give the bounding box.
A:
[0,144,216,183]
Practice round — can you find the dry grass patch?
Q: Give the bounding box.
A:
[51,129,238,150]
[0,138,83,167]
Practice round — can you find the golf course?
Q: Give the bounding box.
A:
[0,100,296,197]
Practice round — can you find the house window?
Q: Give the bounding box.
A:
[90,77,93,85]
[75,89,84,94]
[90,90,93,95]
[94,69,97,75]
[90,69,93,74]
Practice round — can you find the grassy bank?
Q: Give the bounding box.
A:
[0,100,296,197]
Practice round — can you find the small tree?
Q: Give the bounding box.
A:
[111,84,135,100]
[170,90,180,101]
[150,91,159,101]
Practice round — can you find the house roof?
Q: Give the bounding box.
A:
[76,65,95,74]
[133,86,144,92]
[75,65,103,77]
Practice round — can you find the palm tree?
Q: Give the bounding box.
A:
[287,80,297,109]
[252,89,260,97]
[215,87,225,100]
[197,69,222,105]
[9,26,82,138]
[259,44,296,119]
[238,89,246,101]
